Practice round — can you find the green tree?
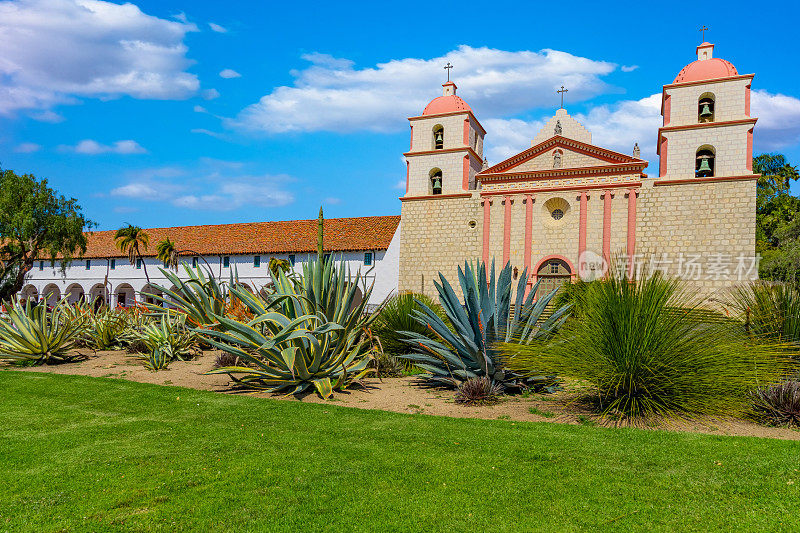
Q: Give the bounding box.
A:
[115,225,151,284]
[0,167,94,302]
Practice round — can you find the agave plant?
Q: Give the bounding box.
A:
[136,313,200,361]
[84,308,131,350]
[399,260,570,389]
[0,298,85,363]
[204,260,377,398]
[147,264,230,327]
[138,345,173,371]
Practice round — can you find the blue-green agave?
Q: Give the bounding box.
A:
[399,260,571,388]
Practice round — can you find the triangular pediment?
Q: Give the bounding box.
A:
[478,136,645,177]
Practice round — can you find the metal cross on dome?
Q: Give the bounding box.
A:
[699,25,709,41]
[444,62,453,82]
[557,85,568,108]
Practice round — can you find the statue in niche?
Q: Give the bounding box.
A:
[554,120,562,135]
[553,151,562,168]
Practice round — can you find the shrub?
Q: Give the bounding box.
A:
[399,260,570,389]
[728,281,800,346]
[372,292,447,359]
[751,380,800,427]
[214,352,239,369]
[454,377,503,405]
[139,346,172,371]
[503,269,794,422]
[0,298,85,363]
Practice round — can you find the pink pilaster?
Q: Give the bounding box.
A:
[602,190,612,266]
[626,189,637,264]
[409,125,413,151]
[745,84,751,116]
[462,155,470,190]
[405,160,410,194]
[482,198,492,265]
[502,196,512,267]
[463,118,470,146]
[659,138,668,177]
[524,195,533,274]
[578,192,588,261]
[746,128,754,171]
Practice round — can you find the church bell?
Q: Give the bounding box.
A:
[434,131,444,146]
[697,156,712,174]
[699,103,713,119]
[432,177,442,193]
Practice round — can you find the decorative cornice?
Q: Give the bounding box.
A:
[408,110,486,135]
[480,181,642,197]
[656,118,758,154]
[477,162,646,183]
[654,174,759,186]
[404,146,483,162]
[662,73,754,91]
[399,192,473,202]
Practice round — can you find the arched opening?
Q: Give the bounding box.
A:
[432,125,444,150]
[534,256,574,299]
[115,283,136,308]
[698,93,715,123]
[429,168,443,195]
[140,284,162,305]
[695,145,715,178]
[552,149,563,169]
[20,284,38,305]
[65,283,85,304]
[89,283,108,311]
[42,284,61,307]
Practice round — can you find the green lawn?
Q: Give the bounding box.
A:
[0,372,798,532]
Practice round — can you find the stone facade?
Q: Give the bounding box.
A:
[399,41,758,301]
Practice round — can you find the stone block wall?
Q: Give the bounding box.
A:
[665,77,751,126]
[663,123,752,178]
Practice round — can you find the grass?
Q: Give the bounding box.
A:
[528,406,555,418]
[0,372,799,532]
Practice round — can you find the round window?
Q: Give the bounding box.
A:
[551,208,564,220]
[468,220,477,229]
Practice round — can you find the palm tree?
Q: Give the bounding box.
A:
[156,238,179,270]
[115,224,151,284]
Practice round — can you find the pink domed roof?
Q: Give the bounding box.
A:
[673,57,738,83]
[423,94,472,115]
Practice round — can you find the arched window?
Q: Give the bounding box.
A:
[698,93,715,123]
[429,168,443,195]
[695,145,715,178]
[553,150,562,169]
[433,125,444,150]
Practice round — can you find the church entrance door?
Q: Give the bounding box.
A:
[535,258,572,298]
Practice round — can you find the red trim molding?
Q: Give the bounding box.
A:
[657,118,758,154]
[408,110,486,135]
[480,181,642,197]
[654,175,759,186]
[404,146,483,162]
[462,155,470,190]
[662,73,754,90]
[477,163,646,183]
[482,198,492,264]
[400,192,473,202]
[533,255,577,281]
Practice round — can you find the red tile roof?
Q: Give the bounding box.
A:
[80,215,400,259]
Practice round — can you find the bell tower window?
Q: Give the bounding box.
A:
[695,145,715,178]
[698,93,715,123]
[433,125,444,150]
[429,168,443,195]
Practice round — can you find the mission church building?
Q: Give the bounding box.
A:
[19,39,759,307]
[399,40,758,298]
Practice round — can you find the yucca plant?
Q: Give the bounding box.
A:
[147,264,230,327]
[0,298,85,363]
[136,313,199,361]
[502,268,795,422]
[84,308,131,350]
[398,260,570,389]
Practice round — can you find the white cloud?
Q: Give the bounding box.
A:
[323,197,342,205]
[482,117,546,163]
[14,142,41,153]
[173,179,294,210]
[190,128,223,138]
[193,105,207,113]
[232,45,618,133]
[751,89,800,151]
[29,110,66,123]
[201,88,220,100]
[208,22,227,33]
[621,65,639,72]
[394,179,406,190]
[219,69,241,79]
[0,0,199,115]
[62,139,147,155]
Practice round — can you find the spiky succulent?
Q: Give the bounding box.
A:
[752,380,800,427]
[0,298,85,363]
[455,377,504,405]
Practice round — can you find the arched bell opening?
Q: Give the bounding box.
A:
[695,145,716,178]
[698,92,715,123]
[429,168,443,195]
[432,125,444,150]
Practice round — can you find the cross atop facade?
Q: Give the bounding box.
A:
[699,25,708,41]
[444,62,453,82]
[557,85,568,109]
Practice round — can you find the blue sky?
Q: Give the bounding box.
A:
[2,0,800,231]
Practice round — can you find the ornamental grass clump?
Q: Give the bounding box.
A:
[502,268,795,423]
[728,281,800,347]
[0,298,85,363]
[751,380,800,427]
[372,292,448,360]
